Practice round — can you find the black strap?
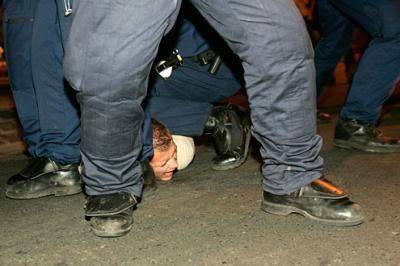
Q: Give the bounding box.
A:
[191,49,217,65]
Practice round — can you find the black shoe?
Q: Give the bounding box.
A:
[85,192,137,237]
[5,159,82,199]
[7,157,62,186]
[205,104,251,171]
[333,118,400,153]
[261,178,364,226]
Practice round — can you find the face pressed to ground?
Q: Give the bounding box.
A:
[149,142,178,181]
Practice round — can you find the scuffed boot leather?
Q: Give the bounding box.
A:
[5,160,82,199]
[7,157,62,186]
[334,118,400,153]
[206,105,251,171]
[261,178,364,226]
[85,192,137,238]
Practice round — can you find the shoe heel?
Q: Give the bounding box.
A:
[261,201,293,216]
[55,185,82,196]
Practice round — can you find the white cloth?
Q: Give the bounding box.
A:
[172,135,195,170]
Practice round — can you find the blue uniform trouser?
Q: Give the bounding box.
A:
[3,0,80,164]
[330,0,400,124]
[145,58,241,137]
[64,0,323,197]
[314,0,355,100]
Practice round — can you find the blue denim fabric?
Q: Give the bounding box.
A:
[314,0,354,99]
[3,0,80,164]
[332,0,400,123]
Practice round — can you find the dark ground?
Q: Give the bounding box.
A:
[0,73,400,265]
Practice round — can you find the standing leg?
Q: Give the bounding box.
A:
[191,0,322,194]
[190,0,363,226]
[335,0,400,123]
[3,0,39,155]
[31,0,80,164]
[314,0,354,100]
[333,0,400,153]
[64,0,181,237]
[4,0,81,200]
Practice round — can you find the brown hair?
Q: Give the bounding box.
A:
[152,119,173,152]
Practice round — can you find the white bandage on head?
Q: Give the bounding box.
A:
[172,135,195,170]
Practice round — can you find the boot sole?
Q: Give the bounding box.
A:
[5,185,82,200]
[333,139,400,153]
[90,224,133,238]
[212,125,251,171]
[261,200,364,227]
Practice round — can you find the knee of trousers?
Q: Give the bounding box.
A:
[80,99,144,157]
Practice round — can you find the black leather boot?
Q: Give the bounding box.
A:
[262,178,364,226]
[5,157,82,199]
[205,105,251,171]
[85,192,137,237]
[7,157,61,185]
[334,118,400,153]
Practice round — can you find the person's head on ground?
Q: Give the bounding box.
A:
[149,120,196,181]
[149,119,178,181]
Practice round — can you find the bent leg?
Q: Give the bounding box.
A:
[147,58,241,136]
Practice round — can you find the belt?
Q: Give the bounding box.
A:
[191,49,222,75]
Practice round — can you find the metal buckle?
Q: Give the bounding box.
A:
[155,49,183,79]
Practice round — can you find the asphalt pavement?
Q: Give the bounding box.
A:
[0,82,399,265]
